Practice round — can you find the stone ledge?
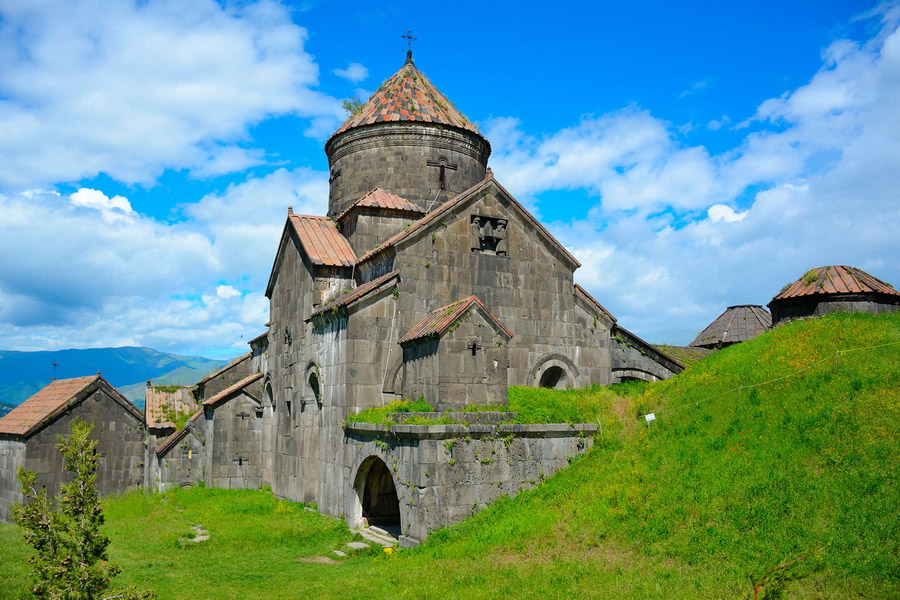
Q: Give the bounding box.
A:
[344,421,597,440]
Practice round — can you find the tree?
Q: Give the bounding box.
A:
[12,419,153,599]
[342,95,363,117]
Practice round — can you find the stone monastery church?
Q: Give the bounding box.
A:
[0,53,682,546]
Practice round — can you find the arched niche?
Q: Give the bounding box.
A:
[529,353,580,390]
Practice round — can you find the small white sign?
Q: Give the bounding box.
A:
[644,413,656,422]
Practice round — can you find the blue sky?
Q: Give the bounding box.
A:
[1,0,898,358]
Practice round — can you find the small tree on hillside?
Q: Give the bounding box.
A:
[12,419,153,599]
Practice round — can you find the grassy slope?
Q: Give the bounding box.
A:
[2,313,898,599]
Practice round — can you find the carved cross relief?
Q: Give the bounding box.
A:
[470,214,509,256]
[426,156,457,190]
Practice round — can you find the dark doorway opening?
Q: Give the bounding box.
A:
[539,366,567,389]
[361,457,401,535]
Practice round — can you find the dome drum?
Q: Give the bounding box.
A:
[325,123,490,218]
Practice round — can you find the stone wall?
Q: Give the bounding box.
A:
[343,420,597,546]
[153,426,205,493]
[341,209,420,258]
[610,327,683,382]
[360,182,614,391]
[325,124,489,218]
[207,394,264,489]
[0,437,25,522]
[770,293,900,326]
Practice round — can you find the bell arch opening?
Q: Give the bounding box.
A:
[352,456,401,536]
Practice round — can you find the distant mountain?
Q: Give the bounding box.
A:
[0,347,231,410]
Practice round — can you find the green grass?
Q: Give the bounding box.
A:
[3,312,899,598]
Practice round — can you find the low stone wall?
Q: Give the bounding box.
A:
[343,420,596,547]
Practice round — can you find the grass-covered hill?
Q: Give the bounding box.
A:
[1,312,898,599]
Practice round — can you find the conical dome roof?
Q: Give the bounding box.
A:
[689,305,772,349]
[331,53,483,139]
[771,265,900,300]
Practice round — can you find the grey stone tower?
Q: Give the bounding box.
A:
[324,52,491,218]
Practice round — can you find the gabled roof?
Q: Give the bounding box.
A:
[689,305,772,348]
[398,295,513,345]
[770,265,900,302]
[574,284,617,324]
[194,352,251,387]
[308,270,400,320]
[335,188,425,222]
[266,210,357,297]
[202,372,264,408]
[289,213,356,267]
[356,172,581,270]
[0,375,142,437]
[156,372,264,456]
[330,54,483,140]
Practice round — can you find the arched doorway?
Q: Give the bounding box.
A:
[539,366,568,389]
[354,456,401,536]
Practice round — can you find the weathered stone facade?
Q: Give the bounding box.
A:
[254,55,682,543]
[0,376,146,522]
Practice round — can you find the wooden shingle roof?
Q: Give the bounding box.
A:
[398,295,512,345]
[331,54,483,139]
[771,265,900,301]
[335,188,424,222]
[689,305,772,348]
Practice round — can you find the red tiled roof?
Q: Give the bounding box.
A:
[0,375,142,437]
[398,295,513,345]
[145,385,197,430]
[202,372,264,408]
[574,284,617,323]
[0,376,99,436]
[290,213,356,267]
[772,265,900,301]
[689,305,772,348]
[356,173,581,269]
[335,188,425,222]
[331,55,482,138]
[308,270,400,319]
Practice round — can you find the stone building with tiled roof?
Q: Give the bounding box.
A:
[0,375,146,521]
[257,53,682,545]
[689,305,772,350]
[769,265,900,325]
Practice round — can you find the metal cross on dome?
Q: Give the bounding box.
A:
[402,30,417,56]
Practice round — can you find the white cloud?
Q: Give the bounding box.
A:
[0,166,330,355]
[334,62,369,83]
[707,204,746,223]
[0,0,343,189]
